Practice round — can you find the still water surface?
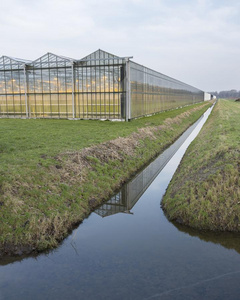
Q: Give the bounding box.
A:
[1,106,240,300]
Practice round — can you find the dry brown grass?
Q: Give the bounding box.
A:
[55,102,210,188]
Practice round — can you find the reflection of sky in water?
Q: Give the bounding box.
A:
[133,108,212,198]
[2,104,240,300]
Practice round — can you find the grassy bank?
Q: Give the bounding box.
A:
[162,99,240,231]
[0,101,212,256]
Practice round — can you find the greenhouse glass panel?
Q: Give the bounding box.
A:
[129,61,204,119]
[0,56,30,117]
[74,49,125,119]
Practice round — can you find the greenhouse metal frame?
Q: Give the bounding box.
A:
[0,49,204,121]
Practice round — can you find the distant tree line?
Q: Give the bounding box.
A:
[209,90,240,99]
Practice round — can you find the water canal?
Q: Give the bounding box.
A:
[1,105,240,299]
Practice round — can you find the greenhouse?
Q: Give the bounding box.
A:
[0,49,205,120]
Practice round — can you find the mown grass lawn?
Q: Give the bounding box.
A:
[162,99,240,231]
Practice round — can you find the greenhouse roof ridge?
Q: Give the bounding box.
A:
[0,55,32,64]
[80,49,120,61]
[47,52,76,62]
[30,52,75,64]
[0,50,133,66]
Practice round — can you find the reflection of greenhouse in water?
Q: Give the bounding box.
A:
[94,115,203,218]
[0,49,205,120]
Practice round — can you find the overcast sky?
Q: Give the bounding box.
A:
[1,0,239,92]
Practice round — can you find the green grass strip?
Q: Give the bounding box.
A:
[162,99,240,231]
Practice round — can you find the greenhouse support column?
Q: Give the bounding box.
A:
[125,59,131,121]
[23,64,28,118]
[71,61,75,119]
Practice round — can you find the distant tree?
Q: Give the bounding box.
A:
[209,91,219,97]
[209,90,240,99]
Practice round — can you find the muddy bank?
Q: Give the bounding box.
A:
[0,102,212,257]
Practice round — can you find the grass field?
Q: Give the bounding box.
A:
[0,101,212,255]
[162,99,240,231]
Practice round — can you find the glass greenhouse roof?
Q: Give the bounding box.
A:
[0,50,130,69]
[0,56,31,70]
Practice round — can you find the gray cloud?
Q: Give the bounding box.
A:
[0,0,239,91]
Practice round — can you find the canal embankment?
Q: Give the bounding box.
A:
[0,101,212,256]
[162,99,240,231]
